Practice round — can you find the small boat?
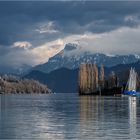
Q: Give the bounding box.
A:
[123,68,140,97]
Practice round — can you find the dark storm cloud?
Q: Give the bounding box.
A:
[0,1,140,46]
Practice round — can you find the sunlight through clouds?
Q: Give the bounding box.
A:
[13,41,32,49]
[1,1,140,70]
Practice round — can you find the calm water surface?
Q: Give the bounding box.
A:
[0,93,140,140]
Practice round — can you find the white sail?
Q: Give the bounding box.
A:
[128,68,137,91]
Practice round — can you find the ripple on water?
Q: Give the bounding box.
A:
[0,94,139,139]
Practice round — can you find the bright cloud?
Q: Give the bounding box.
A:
[29,26,140,64]
[2,1,140,71]
[13,41,32,49]
[31,39,64,64]
[57,26,140,55]
[5,26,140,67]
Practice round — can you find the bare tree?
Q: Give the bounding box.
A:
[0,76,51,94]
[94,63,98,89]
[109,71,118,88]
[99,64,104,88]
[79,63,99,93]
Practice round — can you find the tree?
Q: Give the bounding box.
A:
[79,63,99,93]
[93,63,98,89]
[109,71,119,88]
[99,64,104,88]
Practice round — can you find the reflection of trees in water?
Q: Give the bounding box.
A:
[79,96,129,137]
[79,96,127,123]
[0,95,1,122]
[129,96,137,140]
[0,95,13,138]
[79,96,104,126]
[79,96,104,136]
[0,95,7,115]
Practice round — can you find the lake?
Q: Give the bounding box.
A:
[0,93,140,140]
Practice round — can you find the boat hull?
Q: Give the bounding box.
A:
[79,87,122,96]
[123,90,140,97]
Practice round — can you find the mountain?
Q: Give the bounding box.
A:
[0,64,32,75]
[109,61,140,84]
[33,43,140,73]
[25,61,140,93]
[24,68,78,93]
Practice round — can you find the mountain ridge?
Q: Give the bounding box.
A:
[25,60,140,93]
[33,43,140,73]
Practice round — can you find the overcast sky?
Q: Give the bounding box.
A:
[1,1,140,67]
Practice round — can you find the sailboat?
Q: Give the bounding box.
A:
[124,68,140,96]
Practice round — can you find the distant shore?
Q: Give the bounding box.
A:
[0,75,52,94]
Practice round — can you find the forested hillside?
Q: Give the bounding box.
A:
[0,75,51,94]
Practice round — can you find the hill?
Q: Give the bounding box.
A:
[25,61,140,93]
[0,75,51,94]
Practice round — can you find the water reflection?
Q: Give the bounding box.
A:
[0,95,1,114]
[79,96,105,138]
[80,96,104,122]
[0,94,80,139]
[79,96,132,139]
[129,96,137,139]
[0,94,140,139]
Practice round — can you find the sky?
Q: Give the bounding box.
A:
[1,1,140,67]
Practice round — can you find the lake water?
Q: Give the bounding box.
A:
[0,93,140,140]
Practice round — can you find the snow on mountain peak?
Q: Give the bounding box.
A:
[134,54,140,59]
[33,43,140,73]
[105,54,116,57]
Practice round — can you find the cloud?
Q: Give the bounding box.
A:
[1,1,140,46]
[1,25,140,69]
[0,39,64,68]
[31,39,64,64]
[28,26,140,64]
[1,1,140,69]
[13,41,32,49]
[60,26,140,55]
[0,47,35,67]
[35,21,59,34]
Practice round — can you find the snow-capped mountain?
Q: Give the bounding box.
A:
[33,43,140,73]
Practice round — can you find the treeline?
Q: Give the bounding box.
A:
[79,63,119,93]
[0,75,51,94]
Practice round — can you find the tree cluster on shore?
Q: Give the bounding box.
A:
[79,63,119,93]
[0,75,51,94]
